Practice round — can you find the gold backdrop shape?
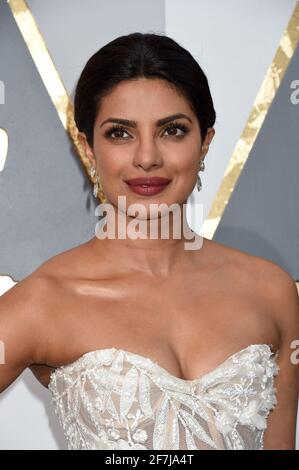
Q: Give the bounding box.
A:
[201,2,299,240]
[7,0,107,202]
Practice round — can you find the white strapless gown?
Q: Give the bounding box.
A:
[48,343,280,450]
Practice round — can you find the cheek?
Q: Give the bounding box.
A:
[168,139,200,170]
[173,152,199,179]
[95,151,123,179]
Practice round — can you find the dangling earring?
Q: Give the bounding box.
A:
[197,159,205,191]
[93,176,99,198]
[89,165,107,202]
[89,165,98,196]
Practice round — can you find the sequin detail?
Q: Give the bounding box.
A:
[48,344,279,450]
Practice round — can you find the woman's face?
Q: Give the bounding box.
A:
[79,77,215,211]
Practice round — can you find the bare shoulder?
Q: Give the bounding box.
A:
[0,269,60,392]
[0,236,91,353]
[0,240,97,392]
[0,270,56,357]
[242,250,299,337]
[31,237,103,284]
[203,236,297,295]
[202,237,299,343]
[30,239,93,277]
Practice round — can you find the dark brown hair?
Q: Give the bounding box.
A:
[74,32,216,147]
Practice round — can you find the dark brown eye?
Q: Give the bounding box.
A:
[104,125,131,140]
[162,122,189,138]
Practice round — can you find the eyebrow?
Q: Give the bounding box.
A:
[99,113,192,128]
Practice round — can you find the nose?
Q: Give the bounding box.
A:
[132,133,163,171]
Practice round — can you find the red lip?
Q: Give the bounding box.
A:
[125,177,172,186]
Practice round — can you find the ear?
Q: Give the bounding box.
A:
[201,127,215,158]
[77,131,97,167]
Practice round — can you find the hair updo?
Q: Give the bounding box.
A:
[74,32,216,148]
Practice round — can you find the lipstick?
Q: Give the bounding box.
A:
[124,177,171,196]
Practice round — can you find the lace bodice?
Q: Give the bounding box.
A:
[48,343,280,450]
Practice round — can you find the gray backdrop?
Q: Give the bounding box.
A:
[213,43,299,280]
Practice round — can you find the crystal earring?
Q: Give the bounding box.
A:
[89,165,98,197]
[93,176,99,198]
[197,159,205,192]
[89,165,106,201]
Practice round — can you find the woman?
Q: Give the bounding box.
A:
[0,32,298,450]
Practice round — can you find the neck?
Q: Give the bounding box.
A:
[90,200,204,277]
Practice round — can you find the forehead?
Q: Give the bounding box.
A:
[96,78,194,121]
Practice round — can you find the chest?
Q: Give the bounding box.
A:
[43,273,278,384]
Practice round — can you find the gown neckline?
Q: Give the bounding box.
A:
[47,343,279,389]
